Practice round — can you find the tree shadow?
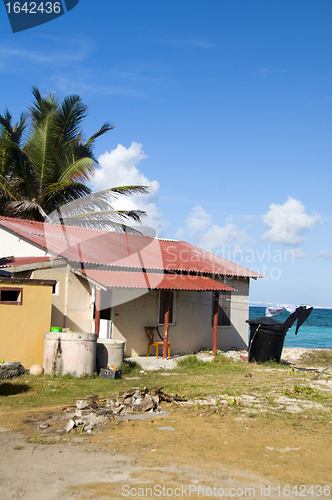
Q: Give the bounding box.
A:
[0,383,30,396]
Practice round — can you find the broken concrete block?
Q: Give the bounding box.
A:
[108,396,119,408]
[75,408,92,417]
[66,420,75,433]
[76,400,89,410]
[85,413,107,426]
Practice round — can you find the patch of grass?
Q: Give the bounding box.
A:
[118,360,140,376]
[26,434,56,445]
[301,349,332,367]
[281,385,331,405]
[177,354,203,368]
[282,385,317,397]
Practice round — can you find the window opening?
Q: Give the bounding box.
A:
[0,288,23,305]
[212,291,231,326]
[158,290,174,325]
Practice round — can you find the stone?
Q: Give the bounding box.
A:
[75,408,91,417]
[30,364,44,376]
[0,363,27,380]
[66,419,75,433]
[38,423,49,429]
[29,363,44,376]
[76,400,89,410]
[86,413,107,426]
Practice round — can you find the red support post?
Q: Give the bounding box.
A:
[212,291,219,356]
[163,290,170,359]
[94,287,101,338]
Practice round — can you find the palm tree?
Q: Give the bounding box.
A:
[0,87,148,231]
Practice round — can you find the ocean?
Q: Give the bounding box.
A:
[249,306,332,349]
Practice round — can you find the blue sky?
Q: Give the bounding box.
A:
[1,1,332,307]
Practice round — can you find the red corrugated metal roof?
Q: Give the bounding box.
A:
[0,256,54,268]
[0,216,263,278]
[81,269,237,292]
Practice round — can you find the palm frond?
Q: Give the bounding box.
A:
[0,87,149,225]
[84,122,115,148]
[29,86,58,125]
[47,208,145,234]
[55,95,88,144]
[57,157,95,183]
[108,185,150,196]
[7,199,47,221]
[41,181,92,213]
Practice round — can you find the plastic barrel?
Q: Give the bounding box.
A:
[247,317,288,363]
[96,339,125,369]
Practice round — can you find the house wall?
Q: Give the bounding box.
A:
[112,277,250,356]
[0,281,53,367]
[31,266,92,332]
[0,227,48,258]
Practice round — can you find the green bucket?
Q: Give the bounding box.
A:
[50,326,62,333]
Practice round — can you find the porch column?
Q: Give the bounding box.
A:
[212,291,219,356]
[163,290,170,360]
[94,287,101,338]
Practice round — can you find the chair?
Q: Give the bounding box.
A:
[145,326,170,358]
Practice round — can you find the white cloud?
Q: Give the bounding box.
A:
[175,227,185,240]
[196,223,249,252]
[91,142,165,235]
[187,206,212,237]
[316,249,332,260]
[182,205,249,252]
[292,248,306,258]
[262,197,321,246]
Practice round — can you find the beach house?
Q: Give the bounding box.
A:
[0,216,262,359]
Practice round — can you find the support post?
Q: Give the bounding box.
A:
[212,291,219,356]
[94,287,101,338]
[163,290,170,359]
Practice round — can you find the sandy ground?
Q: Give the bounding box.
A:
[1,348,331,500]
[126,347,313,370]
[0,425,284,500]
[0,428,137,500]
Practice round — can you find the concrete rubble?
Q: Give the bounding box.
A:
[0,362,27,380]
[64,387,185,433]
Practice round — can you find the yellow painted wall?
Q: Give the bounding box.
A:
[0,282,53,368]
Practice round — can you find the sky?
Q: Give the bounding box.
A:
[1,0,332,307]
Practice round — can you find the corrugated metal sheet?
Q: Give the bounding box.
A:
[0,216,263,278]
[81,269,237,292]
[0,256,53,268]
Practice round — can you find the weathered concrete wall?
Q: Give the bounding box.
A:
[0,281,53,368]
[32,266,92,332]
[112,277,250,356]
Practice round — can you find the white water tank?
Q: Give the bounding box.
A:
[96,339,125,369]
[44,331,97,376]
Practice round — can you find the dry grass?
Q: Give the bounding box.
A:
[300,349,332,367]
[1,354,332,495]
